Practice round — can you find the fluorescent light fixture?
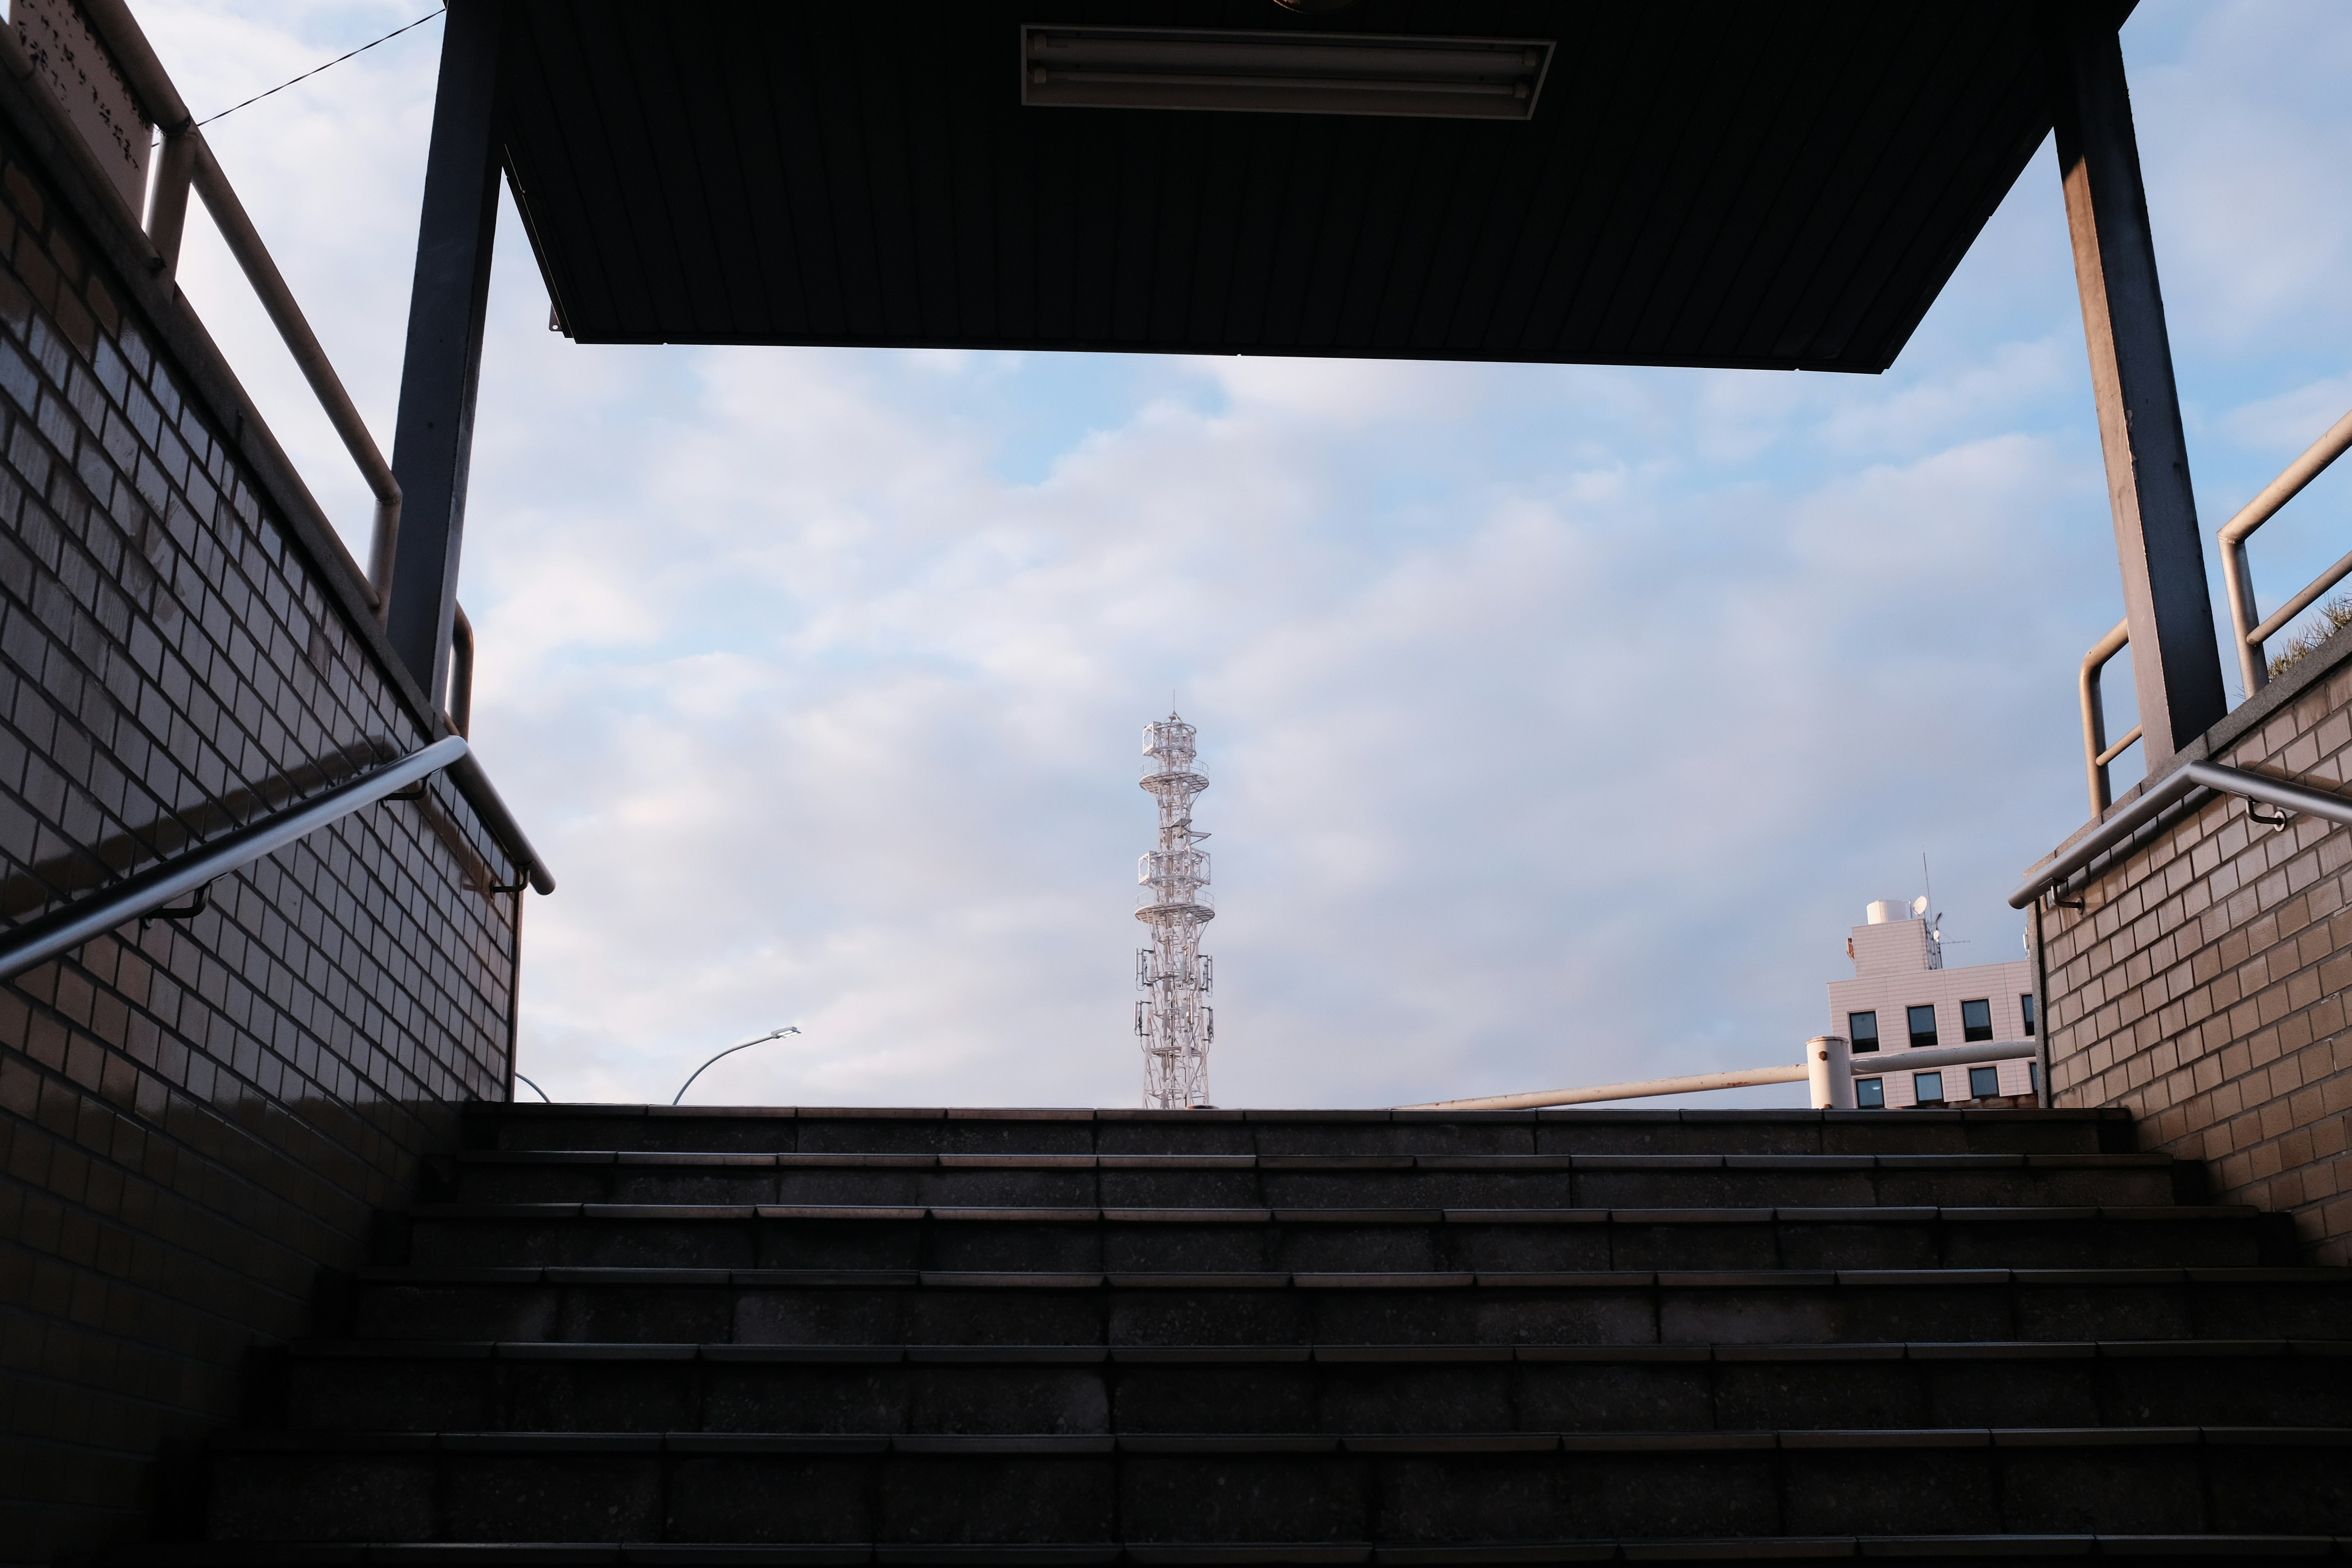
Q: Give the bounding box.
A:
[1020,25,1554,121]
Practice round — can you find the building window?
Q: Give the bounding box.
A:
[1961,999,1992,1043]
[1907,1004,1938,1050]
[1913,1070,1945,1104]
[1855,1077,1884,1109]
[1969,1065,2000,1099]
[1848,1012,1879,1053]
[2028,1062,2038,1094]
[2021,993,2036,1037]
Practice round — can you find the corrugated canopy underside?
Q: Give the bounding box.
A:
[497,0,2058,371]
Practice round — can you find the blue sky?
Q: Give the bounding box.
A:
[136,0,2352,1107]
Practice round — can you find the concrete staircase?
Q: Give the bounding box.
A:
[140,1105,2352,1564]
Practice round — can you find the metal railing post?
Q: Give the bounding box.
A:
[71,1,406,619]
[144,127,197,282]
[1807,1035,1854,1110]
[366,486,402,619]
[187,142,403,616]
[2219,525,2265,699]
[448,604,475,737]
[2029,898,2054,1108]
[2079,618,2134,815]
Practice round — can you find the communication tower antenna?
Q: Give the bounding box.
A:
[1132,711,1216,1108]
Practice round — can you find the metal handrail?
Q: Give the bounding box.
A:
[448,747,556,896]
[1399,1037,2040,1112]
[2217,402,2352,698]
[2009,756,2352,910]
[2079,617,2136,814]
[0,737,470,983]
[0,13,552,911]
[1836,1038,2042,1075]
[186,137,403,610]
[2074,405,2352,813]
[1402,1065,1806,1111]
[70,0,404,621]
[449,604,475,738]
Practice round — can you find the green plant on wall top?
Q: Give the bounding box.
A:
[2268,595,2352,683]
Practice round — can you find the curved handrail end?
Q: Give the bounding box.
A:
[2009,758,2352,910]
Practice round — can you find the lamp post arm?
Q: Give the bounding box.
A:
[672,1027,801,1106]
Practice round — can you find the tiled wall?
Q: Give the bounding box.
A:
[2041,635,2352,1264]
[0,84,524,1561]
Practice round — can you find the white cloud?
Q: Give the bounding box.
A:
[2219,375,2352,456]
[2131,0,2352,350]
[117,0,2350,1112]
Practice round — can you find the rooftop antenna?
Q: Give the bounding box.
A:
[1921,852,1941,941]
[1133,710,1216,1108]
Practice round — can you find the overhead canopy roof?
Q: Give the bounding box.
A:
[495,0,2063,372]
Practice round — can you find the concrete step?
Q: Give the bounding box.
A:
[269,1338,2352,1435]
[440,1151,2195,1210]
[174,1102,2352,1562]
[470,1107,2133,1159]
[394,1204,2277,1274]
[336,1265,2352,1348]
[200,1426,2352,1545]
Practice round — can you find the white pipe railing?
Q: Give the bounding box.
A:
[1399,1035,2040,1113]
[2218,402,2352,698]
[0,6,551,902]
[1845,1038,2042,1075]
[1403,1064,1808,1112]
[184,137,402,611]
[2079,617,2135,815]
[62,0,403,621]
[2073,403,2352,818]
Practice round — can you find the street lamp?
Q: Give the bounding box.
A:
[672,1025,801,1106]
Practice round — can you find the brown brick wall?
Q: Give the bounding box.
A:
[2041,641,2352,1266]
[0,74,524,1564]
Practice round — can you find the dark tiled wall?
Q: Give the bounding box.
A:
[0,103,523,1563]
[2042,646,2352,1264]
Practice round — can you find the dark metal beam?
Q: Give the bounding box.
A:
[2049,4,2227,775]
[387,0,502,704]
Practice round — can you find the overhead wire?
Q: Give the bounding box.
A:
[194,8,445,127]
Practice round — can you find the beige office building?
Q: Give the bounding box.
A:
[1829,900,2038,1109]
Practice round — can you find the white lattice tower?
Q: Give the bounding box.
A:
[1134,712,1215,1108]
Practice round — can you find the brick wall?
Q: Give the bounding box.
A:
[0,68,525,1563]
[2040,630,2352,1265]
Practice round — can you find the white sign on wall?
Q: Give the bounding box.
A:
[14,0,151,215]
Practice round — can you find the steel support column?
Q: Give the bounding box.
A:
[2049,5,2226,774]
[387,0,502,704]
